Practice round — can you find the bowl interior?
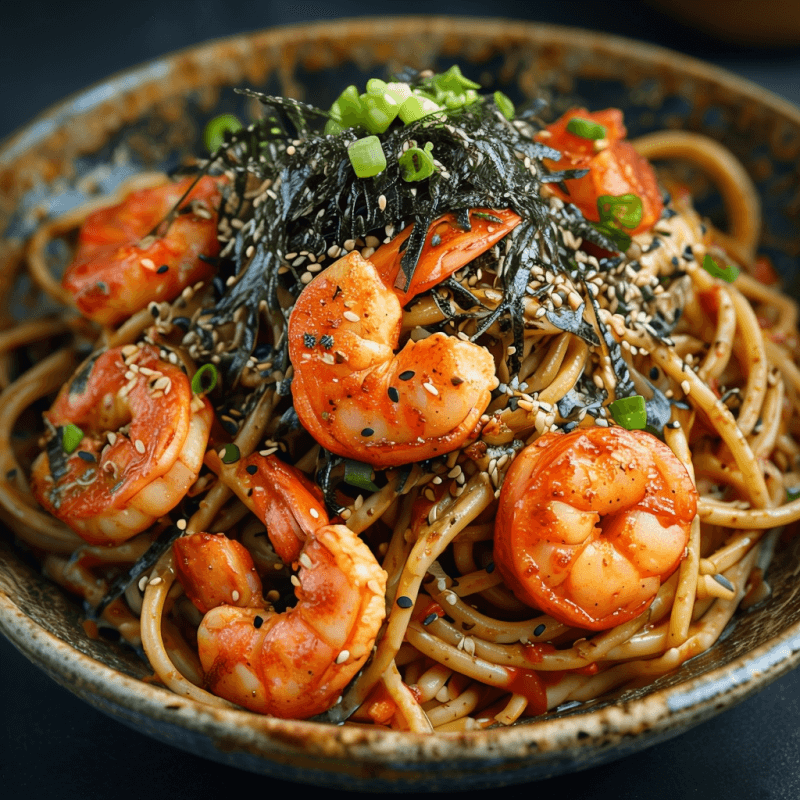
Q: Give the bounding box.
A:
[2,16,800,790]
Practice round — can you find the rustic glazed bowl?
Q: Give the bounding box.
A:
[2,16,800,792]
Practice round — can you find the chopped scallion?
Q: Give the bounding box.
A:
[344,459,380,492]
[598,193,643,230]
[203,114,243,152]
[399,142,435,182]
[347,136,386,178]
[702,254,739,283]
[566,116,607,140]
[494,91,515,120]
[191,363,218,395]
[62,423,84,454]
[609,395,647,430]
[221,443,240,464]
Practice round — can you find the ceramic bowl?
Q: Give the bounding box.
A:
[2,16,800,791]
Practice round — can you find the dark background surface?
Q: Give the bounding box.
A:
[3,2,800,798]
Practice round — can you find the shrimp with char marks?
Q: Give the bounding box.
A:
[30,344,213,545]
[173,453,387,719]
[494,426,698,631]
[62,175,225,326]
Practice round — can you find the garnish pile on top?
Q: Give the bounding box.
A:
[186,66,624,382]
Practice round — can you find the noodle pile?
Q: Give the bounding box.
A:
[2,74,800,733]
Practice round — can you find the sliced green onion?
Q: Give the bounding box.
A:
[433,64,481,93]
[360,92,400,134]
[191,363,218,395]
[329,85,363,129]
[399,142,436,182]
[566,116,607,140]
[609,395,647,430]
[591,221,631,252]
[221,443,240,465]
[598,194,643,230]
[494,91,515,120]
[62,423,84,454]
[344,459,380,492]
[203,114,243,152]
[702,254,739,283]
[366,78,388,95]
[324,118,344,136]
[348,136,386,178]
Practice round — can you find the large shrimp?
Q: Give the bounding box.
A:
[287,210,517,468]
[173,453,387,719]
[30,343,213,545]
[62,175,225,326]
[494,426,697,631]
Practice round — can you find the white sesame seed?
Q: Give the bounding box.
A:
[335,650,350,664]
[299,553,313,569]
[149,577,163,586]
[291,575,301,587]
[343,310,360,322]
[140,258,156,270]
[681,380,691,395]
[309,508,320,519]
[135,439,146,454]
[231,590,240,602]
[176,519,187,531]
[423,382,439,396]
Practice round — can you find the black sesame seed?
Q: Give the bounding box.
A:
[5,468,16,479]
[671,256,680,267]
[172,316,191,330]
[245,464,258,475]
[77,451,96,462]
[399,370,415,381]
[649,367,660,380]
[485,561,495,574]
[361,428,375,437]
[156,264,169,274]
[221,418,239,436]
[149,305,159,318]
[451,376,464,386]
[533,623,546,637]
[713,573,735,591]
[422,613,438,626]
[396,595,413,608]
[253,615,264,629]
[388,386,400,403]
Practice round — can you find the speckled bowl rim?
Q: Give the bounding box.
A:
[2,15,800,787]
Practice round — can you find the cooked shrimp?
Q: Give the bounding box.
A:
[368,208,520,303]
[30,343,213,545]
[62,176,225,326]
[494,426,697,631]
[288,250,498,468]
[173,454,387,719]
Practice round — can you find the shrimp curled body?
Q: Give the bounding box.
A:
[174,454,387,719]
[494,427,697,631]
[30,344,213,545]
[62,176,225,326]
[289,251,497,468]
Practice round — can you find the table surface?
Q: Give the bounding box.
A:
[3,2,800,798]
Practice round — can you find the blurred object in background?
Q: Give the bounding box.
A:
[647,0,800,46]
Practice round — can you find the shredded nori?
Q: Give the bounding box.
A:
[190,84,591,385]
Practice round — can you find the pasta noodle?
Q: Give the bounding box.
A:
[3,68,800,733]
